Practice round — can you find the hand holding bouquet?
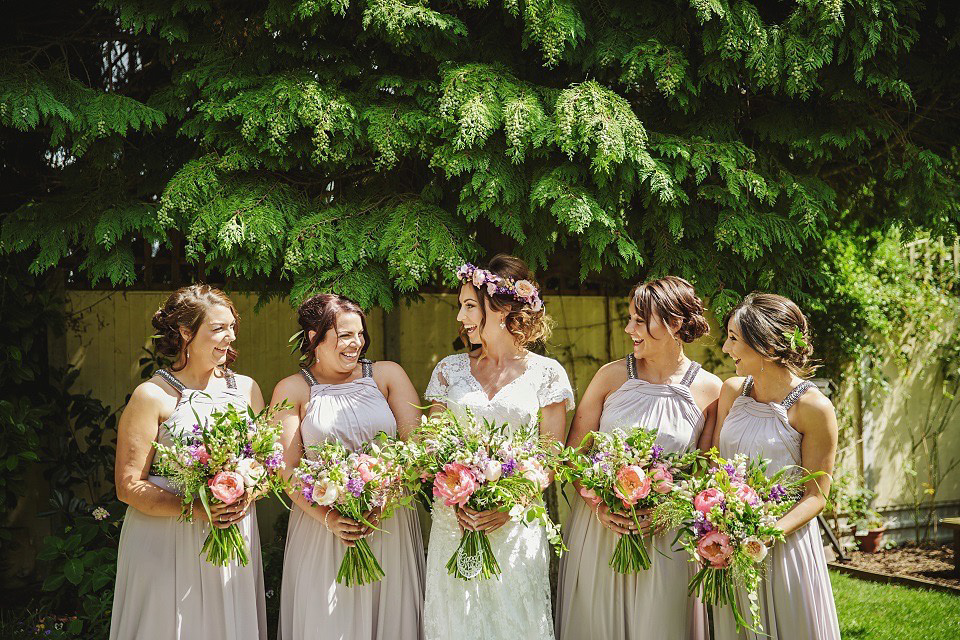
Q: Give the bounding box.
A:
[670,451,821,632]
[557,426,699,573]
[152,401,288,566]
[293,434,414,586]
[410,410,565,581]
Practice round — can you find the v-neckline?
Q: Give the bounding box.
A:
[465,352,532,402]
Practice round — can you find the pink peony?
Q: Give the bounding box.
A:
[208,471,245,505]
[579,486,601,508]
[353,454,378,483]
[432,462,477,507]
[614,465,652,507]
[694,488,725,514]
[519,459,550,490]
[650,466,674,494]
[733,482,761,506]
[697,531,734,568]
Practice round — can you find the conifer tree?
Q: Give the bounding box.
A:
[2,1,958,337]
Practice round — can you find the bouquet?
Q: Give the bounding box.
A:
[410,410,565,581]
[668,451,821,632]
[152,401,288,566]
[293,434,414,586]
[557,427,700,573]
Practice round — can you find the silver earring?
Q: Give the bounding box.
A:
[499,320,506,329]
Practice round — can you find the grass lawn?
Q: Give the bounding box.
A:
[832,571,960,639]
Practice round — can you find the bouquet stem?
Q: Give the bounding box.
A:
[201,524,249,567]
[446,529,501,581]
[690,566,751,632]
[337,538,385,586]
[610,531,651,573]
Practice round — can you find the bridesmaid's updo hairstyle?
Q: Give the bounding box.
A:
[152,285,239,371]
[464,254,553,350]
[723,293,817,378]
[297,293,370,367]
[630,276,709,343]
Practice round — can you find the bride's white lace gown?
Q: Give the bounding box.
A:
[423,352,575,640]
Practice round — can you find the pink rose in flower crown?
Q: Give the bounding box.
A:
[208,471,245,505]
[694,488,725,514]
[697,530,734,568]
[433,462,477,507]
[514,280,536,298]
[614,465,652,507]
[486,281,498,297]
[650,466,674,494]
[472,270,486,288]
[732,482,761,506]
[353,454,379,483]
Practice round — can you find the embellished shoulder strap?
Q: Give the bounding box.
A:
[223,368,237,389]
[680,361,701,387]
[740,376,754,397]
[155,369,187,395]
[781,380,815,409]
[626,354,638,379]
[299,367,318,386]
[360,358,374,378]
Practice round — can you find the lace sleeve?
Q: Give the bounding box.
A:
[537,358,575,411]
[425,359,449,402]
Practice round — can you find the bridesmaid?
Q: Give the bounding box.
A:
[712,293,840,639]
[555,276,721,639]
[274,293,425,640]
[112,285,267,640]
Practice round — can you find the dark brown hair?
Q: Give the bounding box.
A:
[152,285,239,371]
[460,254,553,351]
[630,276,710,343]
[723,292,817,377]
[297,294,370,367]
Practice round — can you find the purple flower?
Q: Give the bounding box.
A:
[723,463,737,477]
[501,458,517,477]
[301,486,313,502]
[242,443,254,457]
[693,511,714,536]
[264,453,284,471]
[769,484,787,502]
[346,476,365,498]
[651,445,664,460]
[192,424,202,434]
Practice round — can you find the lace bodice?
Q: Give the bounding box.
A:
[425,352,575,429]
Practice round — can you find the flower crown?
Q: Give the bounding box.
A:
[456,263,544,312]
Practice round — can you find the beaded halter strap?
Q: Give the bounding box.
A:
[300,359,374,386]
[741,376,814,408]
[626,355,700,386]
[155,368,237,396]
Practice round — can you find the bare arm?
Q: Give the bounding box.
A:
[711,377,746,450]
[114,383,185,517]
[375,361,423,441]
[773,394,838,537]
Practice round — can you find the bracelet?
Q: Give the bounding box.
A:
[323,509,333,530]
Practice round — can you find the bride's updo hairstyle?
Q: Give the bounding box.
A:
[724,292,817,378]
[152,284,239,371]
[297,293,370,367]
[631,275,710,343]
[461,254,553,351]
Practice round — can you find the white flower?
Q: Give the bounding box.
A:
[514,279,536,298]
[92,507,109,521]
[743,536,768,562]
[484,460,502,482]
[236,458,266,488]
[313,478,339,506]
[472,270,486,288]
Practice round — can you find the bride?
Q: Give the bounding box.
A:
[423,254,575,640]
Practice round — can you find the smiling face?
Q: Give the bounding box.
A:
[312,311,365,374]
[623,300,678,359]
[456,283,508,347]
[181,304,237,369]
[722,316,765,377]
